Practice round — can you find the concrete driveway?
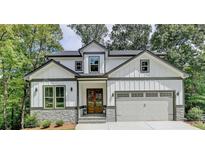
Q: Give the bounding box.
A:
[76,121,198,130]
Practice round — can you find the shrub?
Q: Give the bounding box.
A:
[186,107,203,121]
[40,120,51,129]
[24,114,39,128]
[55,120,64,127]
[193,121,205,130]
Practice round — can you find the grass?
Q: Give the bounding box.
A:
[187,121,205,130]
[24,122,76,130]
[192,121,205,130]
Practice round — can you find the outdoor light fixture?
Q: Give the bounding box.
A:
[176,92,179,96]
[35,87,38,92]
[112,93,114,97]
[70,87,73,92]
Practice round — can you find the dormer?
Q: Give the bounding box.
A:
[79,40,107,74]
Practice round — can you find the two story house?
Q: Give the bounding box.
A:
[24,40,188,123]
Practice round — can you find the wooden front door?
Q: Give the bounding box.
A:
[87,89,103,114]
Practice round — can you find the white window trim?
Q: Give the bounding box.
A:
[89,56,100,73]
[140,59,150,73]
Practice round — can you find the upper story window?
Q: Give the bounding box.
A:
[140,59,150,73]
[89,56,100,73]
[75,61,82,71]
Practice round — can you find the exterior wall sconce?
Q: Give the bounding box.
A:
[35,87,38,92]
[70,87,73,92]
[176,92,179,96]
[112,93,114,97]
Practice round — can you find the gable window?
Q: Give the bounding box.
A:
[89,56,100,73]
[44,86,65,109]
[75,61,82,71]
[140,59,150,73]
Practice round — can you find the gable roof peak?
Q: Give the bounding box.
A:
[78,40,107,52]
[105,49,189,78]
[24,59,79,80]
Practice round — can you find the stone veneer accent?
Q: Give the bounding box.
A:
[176,105,185,121]
[106,107,116,122]
[31,108,77,123]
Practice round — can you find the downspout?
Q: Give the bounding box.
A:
[77,79,79,124]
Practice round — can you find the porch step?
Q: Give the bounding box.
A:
[78,115,106,123]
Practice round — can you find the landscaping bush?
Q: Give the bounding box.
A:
[193,121,205,130]
[186,107,203,121]
[24,114,39,128]
[55,120,64,127]
[40,120,51,129]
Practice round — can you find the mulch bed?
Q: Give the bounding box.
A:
[24,122,76,130]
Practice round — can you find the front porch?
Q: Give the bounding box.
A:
[78,79,107,123]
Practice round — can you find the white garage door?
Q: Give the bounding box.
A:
[116,91,174,121]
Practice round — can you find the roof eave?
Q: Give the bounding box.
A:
[24,59,80,81]
[105,50,189,79]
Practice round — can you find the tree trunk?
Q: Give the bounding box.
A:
[20,82,29,129]
[2,71,8,130]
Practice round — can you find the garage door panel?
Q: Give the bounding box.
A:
[117,101,144,121]
[116,91,174,121]
[143,101,168,121]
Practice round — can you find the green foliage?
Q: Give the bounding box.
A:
[40,120,51,129]
[150,24,205,113]
[193,121,205,130]
[68,24,108,45]
[108,24,152,50]
[186,107,203,121]
[55,120,64,127]
[0,24,205,129]
[0,24,63,129]
[24,114,39,128]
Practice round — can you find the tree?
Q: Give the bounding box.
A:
[16,24,63,129]
[68,24,108,45]
[0,24,63,129]
[108,24,152,50]
[0,25,26,129]
[150,24,205,112]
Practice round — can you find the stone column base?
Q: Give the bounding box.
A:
[176,105,185,121]
[106,107,116,122]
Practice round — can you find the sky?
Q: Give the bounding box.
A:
[60,24,155,50]
[59,25,82,50]
[59,24,113,50]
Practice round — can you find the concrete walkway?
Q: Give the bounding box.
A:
[76,121,198,130]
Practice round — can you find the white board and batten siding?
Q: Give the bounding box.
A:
[31,81,77,108]
[109,52,185,78]
[49,57,83,72]
[80,42,107,53]
[107,52,184,106]
[30,62,75,79]
[84,54,105,74]
[106,57,130,72]
[29,61,77,108]
[107,80,183,106]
